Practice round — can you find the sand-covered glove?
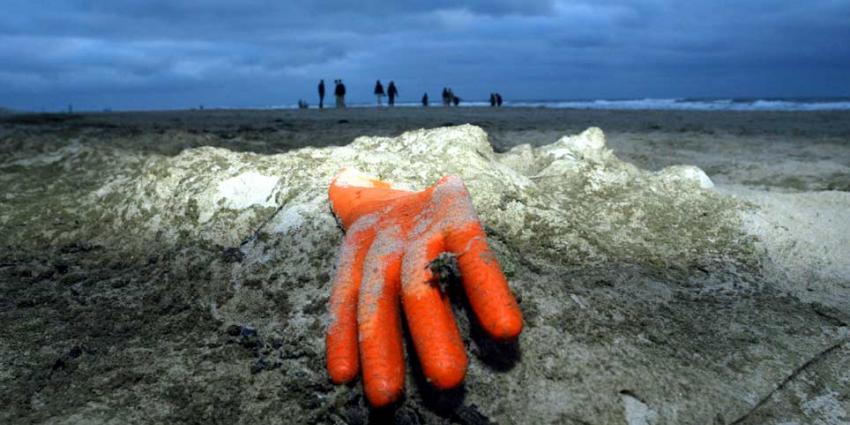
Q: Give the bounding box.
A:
[325,168,523,407]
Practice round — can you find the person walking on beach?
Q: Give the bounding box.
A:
[387,81,398,107]
[442,87,450,107]
[422,93,428,107]
[495,93,503,107]
[318,80,325,109]
[374,80,385,107]
[334,79,346,108]
[489,93,496,107]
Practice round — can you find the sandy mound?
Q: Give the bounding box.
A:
[3,125,749,265]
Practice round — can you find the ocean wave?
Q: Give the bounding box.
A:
[508,98,850,111]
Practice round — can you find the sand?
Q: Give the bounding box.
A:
[1,107,849,424]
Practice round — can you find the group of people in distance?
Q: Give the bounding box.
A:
[316,79,348,109]
[373,80,399,107]
[313,79,490,109]
[441,87,461,107]
[489,93,504,107]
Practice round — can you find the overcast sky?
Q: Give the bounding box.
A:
[2,0,848,111]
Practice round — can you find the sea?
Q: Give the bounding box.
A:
[279,97,850,111]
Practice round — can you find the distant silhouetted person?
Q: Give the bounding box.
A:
[318,80,325,109]
[374,80,385,107]
[452,95,460,107]
[489,93,496,107]
[422,93,429,107]
[387,81,398,106]
[334,79,346,108]
[442,87,450,107]
[495,93,503,107]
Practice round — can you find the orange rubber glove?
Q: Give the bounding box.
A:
[325,168,523,407]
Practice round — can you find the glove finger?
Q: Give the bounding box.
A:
[326,218,377,384]
[401,234,468,390]
[358,227,405,407]
[328,168,413,229]
[445,222,523,342]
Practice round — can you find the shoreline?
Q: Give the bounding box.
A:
[4,106,850,137]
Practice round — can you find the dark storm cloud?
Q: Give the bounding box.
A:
[1,0,847,110]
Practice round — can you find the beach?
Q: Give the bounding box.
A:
[1,107,849,424]
[4,107,849,188]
